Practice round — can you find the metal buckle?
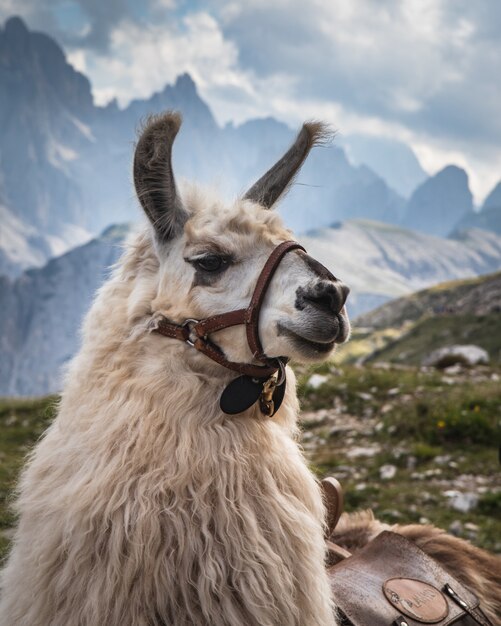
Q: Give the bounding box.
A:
[182,319,200,347]
[261,376,277,417]
[276,359,286,386]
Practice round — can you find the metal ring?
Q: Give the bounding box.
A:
[182,319,200,347]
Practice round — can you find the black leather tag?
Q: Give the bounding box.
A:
[220,376,264,415]
[220,375,287,416]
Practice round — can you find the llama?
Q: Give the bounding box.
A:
[1,112,499,626]
[0,112,349,625]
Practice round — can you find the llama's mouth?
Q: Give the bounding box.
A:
[277,317,347,357]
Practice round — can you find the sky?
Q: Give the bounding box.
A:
[1,0,500,202]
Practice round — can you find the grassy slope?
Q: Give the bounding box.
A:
[342,271,501,364]
[0,364,499,562]
[367,313,501,364]
[356,270,501,329]
[0,396,58,558]
[296,363,501,553]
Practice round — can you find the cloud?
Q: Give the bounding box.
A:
[212,0,484,136]
[0,0,149,51]
[1,0,499,200]
[205,0,501,198]
[80,12,249,109]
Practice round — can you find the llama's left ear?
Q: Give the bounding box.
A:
[243,121,331,209]
[134,111,188,242]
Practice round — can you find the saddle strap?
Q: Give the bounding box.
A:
[321,477,352,567]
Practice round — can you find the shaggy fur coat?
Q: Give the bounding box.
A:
[0,230,335,626]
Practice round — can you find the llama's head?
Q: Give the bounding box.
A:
[133,112,350,370]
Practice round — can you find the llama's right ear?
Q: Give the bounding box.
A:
[134,111,187,242]
[243,121,331,209]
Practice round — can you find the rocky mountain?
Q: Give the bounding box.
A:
[3,218,501,396]
[5,15,499,279]
[0,204,92,279]
[0,17,92,234]
[401,165,473,237]
[0,16,408,278]
[0,225,126,396]
[455,180,501,235]
[0,205,50,279]
[341,134,428,198]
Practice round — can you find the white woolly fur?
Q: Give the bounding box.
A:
[0,189,337,625]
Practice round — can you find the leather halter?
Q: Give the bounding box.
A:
[153,240,305,414]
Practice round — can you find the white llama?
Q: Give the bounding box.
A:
[0,112,350,625]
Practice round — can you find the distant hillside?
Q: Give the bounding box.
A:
[0,225,126,396]
[303,221,501,315]
[347,272,501,364]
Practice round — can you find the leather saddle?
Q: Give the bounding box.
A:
[320,478,494,626]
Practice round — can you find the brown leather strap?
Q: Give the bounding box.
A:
[156,317,190,342]
[246,241,305,360]
[321,477,344,539]
[325,540,352,567]
[322,477,351,567]
[193,309,247,338]
[193,337,278,378]
[156,317,277,378]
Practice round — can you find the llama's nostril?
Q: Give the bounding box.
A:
[302,282,348,315]
[305,293,333,314]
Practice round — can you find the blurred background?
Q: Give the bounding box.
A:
[0,1,499,554]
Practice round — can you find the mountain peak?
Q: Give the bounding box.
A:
[436,164,469,182]
[174,72,197,93]
[402,164,473,237]
[2,15,30,51]
[4,15,28,36]
[482,181,501,211]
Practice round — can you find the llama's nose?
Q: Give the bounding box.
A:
[300,281,349,316]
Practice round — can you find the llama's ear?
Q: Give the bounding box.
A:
[134,111,187,242]
[243,121,332,209]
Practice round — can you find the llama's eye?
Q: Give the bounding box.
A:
[194,254,226,272]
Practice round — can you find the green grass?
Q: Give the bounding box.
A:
[0,396,58,558]
[297,363,501,552]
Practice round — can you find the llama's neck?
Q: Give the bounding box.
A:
[58,257,303,493]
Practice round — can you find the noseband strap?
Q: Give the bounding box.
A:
[154,240,305,383]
